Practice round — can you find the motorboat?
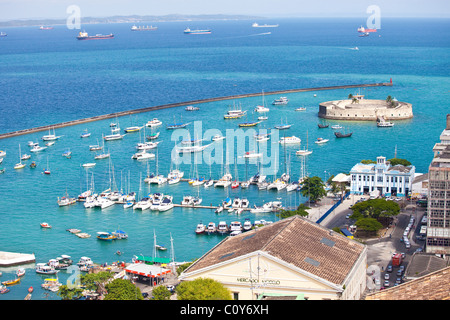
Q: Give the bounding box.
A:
[21,154,31,160]
[182,195,194,205]
[240,181,250,188]
[168,175,181,184]
[243,151,263,158]
[41,129,61,141]
[254,105,269,113]
[206,222,216,234]
[158,195,174,211]
[146,118,162,127]
[168,169,184,179]
[77,257,93,267]
[150,193,165,210]
[295,107,306,111]
[96,232,117,241]
[279,136,301,144]
[232,198,242,208]
[62,150,72,158]
[241,198,249,208]
[131,150,155,160]
[214,173,232,187]
[204,179,214,188]
[192,196,202,206]
[136,141,160,151]
[40,222,52,228]
[185,105,200,111]
[82,163,96,168]
[80,130,91,138]
[96,196,115,209]
[124,126,143,133]
[103,132,125,141]
[195,222,206,234]
[30,145,47,153]
[257,180,269,190]
[222,197,232,207]
[57,196,77,207]
[214,206,223,213]
[257,115,268,121]
[212,134,226,141]
[35,263,59,275]
[255,133,270,142]
[296,148,312,156]
[377,121,395,127]
[243,218,253,231]
[286,181,299,192]
[315,137,329,144]
[272,97,288,105]
[229,221,242,232]
[217,221,228,234]
[133,197,152,210]
[146,132,160,140]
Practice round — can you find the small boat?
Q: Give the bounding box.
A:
[315,137,329,144]
[123,201,134,209]
[274,123,292,130]
[195,222,206,234]
[112,230,128,239]
[243,218,253,231]
[0,150,6,157]
[94,151,110,160]
[318,123,329,128]
[21,154,31,160]
[80,130,91,138]
[215,206,223,214]
[204,179,214,188]
[35,264,59,275]
[206,222,216,234]
[155,244,167,251]
[0,32,7,37]
[254,105,269,113]
[222,197,232,207]
[217,221,228,234]
[258,115,268,121]
[145,118,162,127]
[103,132,125,141]
[255,133,270,142]
[185,105,200,111]
[377,121,395,127]
[252,22,279,28]
[45,141,56,147]
[30,145,47,152]
[62,150,72,158]
[0,169,5,174]
[16,268,26,277]
[212,134,226,141]
[82,163,96,168]
[334,131,353,138]
[331,124,343,129]
[146,132,160,140]
[96,232,117,241]
[295,107,306,111]
[2,278,20,286]
[29,161,37,168]
[41,128,61,141]
[0,286,10,294]
[57,196,77,207]
[40,222,52,228]
[296,149,312,156]
[124,126,143,133]
[279,136,301,144]
[14,144,26,169]
[231,181,239,189]
[238,121,260,127]
[76,31,114,40]
[158,195,174,211]
[243,151,263,158]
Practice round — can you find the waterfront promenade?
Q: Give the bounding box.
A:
[0,82,392,140]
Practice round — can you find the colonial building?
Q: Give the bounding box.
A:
[349,156,415,197]
[179,216,367,300]
[426,114,450,255]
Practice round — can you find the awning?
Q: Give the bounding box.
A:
[332,173,351,183]
[133,255,171,264]
[124,263,171,278]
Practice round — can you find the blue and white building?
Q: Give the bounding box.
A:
[350,156,415,197]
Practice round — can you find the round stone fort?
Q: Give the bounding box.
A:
[318,95,413,121]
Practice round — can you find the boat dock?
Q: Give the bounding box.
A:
[0,82,392,140]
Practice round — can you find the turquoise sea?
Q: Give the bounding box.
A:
[0,18,449,300]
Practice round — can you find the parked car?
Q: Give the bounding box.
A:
[386,265,393,273]
[396,277,402,284]
[397,269,403,276]
[346,213,351,219]
[384,280,390,287]
[384,273,390,280]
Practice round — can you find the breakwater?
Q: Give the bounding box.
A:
[0,82,392,140]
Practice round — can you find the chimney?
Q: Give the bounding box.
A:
[447,114,450,130]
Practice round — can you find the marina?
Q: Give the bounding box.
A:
[0,16,447,301]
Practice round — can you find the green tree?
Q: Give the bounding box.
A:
[81,271,114,291]
[300,176,327,203]
[104,278,143,300]
[388,158,411,166]
[361,159,376,164]
[57,285,84,300]
[277,203,310,219]
[152,285,172,300]
[176,278,232,300]
[177,261,194,276]
[355,217,384,234]
[348,93,353,99]
[350,199,400,226]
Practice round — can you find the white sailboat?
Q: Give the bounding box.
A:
[296,130,313,156]
[14,144,26,169]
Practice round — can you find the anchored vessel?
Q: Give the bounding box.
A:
[77,31,114,40]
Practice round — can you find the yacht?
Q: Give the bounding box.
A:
[133,196,153,210]
[315,137,329,144]
[206,222,216,234]
[158,195,174,211]
[232,198,242,208]
[217,221,228,234]
[181,195,194,206]
[131,150,155,160]
[243,218,253,231]
[212,134,226,141]
[136,141,160,151]
[243,151,263,158]
[146,118,162,127]
[150,193,164,210]
[272,97,288,105]
[41,128,61,141]
[168,169,184,179]
[254,105,269,113]
[30,145,47,152]
[214,173,232,187]
[195,222,206,234]
[279,136,301,144]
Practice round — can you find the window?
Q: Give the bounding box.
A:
[233,292,239,300]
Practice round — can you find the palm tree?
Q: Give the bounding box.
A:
[348,93,354,99]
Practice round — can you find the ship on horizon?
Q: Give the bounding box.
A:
[0,32,6,37]
[131,25,157,31]
[357,25,377,33]
[76,31,114,40]
[252,22,279,28]
[39,26,53,30]
[184,28,211,34]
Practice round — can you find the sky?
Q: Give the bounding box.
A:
[0,0,449,21]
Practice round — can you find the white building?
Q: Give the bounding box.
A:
[350,156,415,197]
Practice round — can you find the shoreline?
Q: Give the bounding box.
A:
[0,82,392,140]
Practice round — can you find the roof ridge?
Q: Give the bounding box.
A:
[261,216,298,251]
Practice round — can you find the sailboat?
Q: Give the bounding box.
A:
[231,158,239,189]
[274,117,292,130]
[254,90,270,113]
[43,157,51,174]
[296,130,313,156]
[41,128,61,141]
[14,144,26,169]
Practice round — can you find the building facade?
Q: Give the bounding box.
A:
[350,156,415,197]
[426,114,450,255]
[180,216,367,300]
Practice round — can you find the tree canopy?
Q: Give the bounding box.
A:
[300,176,327,203]
[277,203,310,219]
[176,278,232,300]
[104,278,143,300]
[350,198,400,220]
[388,158,411,166]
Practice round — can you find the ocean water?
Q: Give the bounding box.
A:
[0,17,449,300]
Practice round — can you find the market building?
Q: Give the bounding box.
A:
[349,156,415,197]
[179,216,367,300]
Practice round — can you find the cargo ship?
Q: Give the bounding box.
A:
[357,26,377,33]
[131,25,157,31]
[252,22,279,28]
[76,31,114,40]
[184,28,211,34]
